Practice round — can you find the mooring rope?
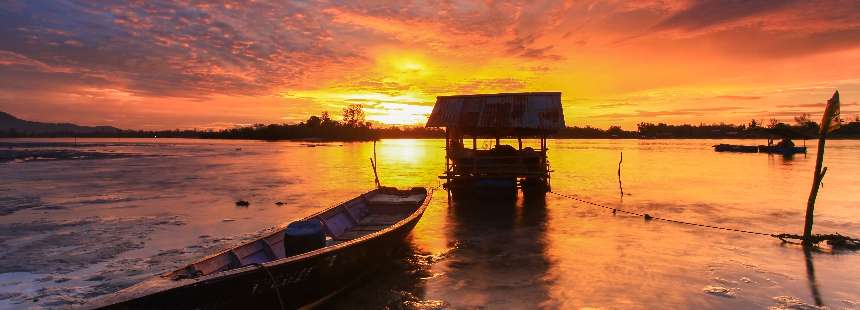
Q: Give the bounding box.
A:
[250,263,286,310]
[548,191,776,237]
[427,187,857,249]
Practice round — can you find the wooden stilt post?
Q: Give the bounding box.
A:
[445,129,451,177]
[540,136,547,175]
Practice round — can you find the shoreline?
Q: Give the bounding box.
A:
[4,136,860,142]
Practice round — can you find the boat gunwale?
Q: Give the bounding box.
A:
[251,186,432,271]
[85,187,433,308]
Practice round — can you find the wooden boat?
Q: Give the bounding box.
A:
[757,145,807,155]
[713,143,759,153]
[85,187,432,309]
[712,143,806,155]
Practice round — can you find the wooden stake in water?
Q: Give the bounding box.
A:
[803,90,841,244]
[617,151,624,199]
[371,141,380,188]
[370,157,380,188]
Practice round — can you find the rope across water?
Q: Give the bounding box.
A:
[428,186,858,249]
[548,191,776,237]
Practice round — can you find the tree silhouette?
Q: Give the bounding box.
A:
[306,115,322,127]
[342,104,366,127]
[749,119,759,129]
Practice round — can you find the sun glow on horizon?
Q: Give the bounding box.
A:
[2,2,859,129]
[284,89,433,125]
[275,50,446,125]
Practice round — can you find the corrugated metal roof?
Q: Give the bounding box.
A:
[425,92,565,133]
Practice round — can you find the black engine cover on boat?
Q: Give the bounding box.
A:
[284,220,325,257]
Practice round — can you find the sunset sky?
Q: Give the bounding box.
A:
[1,1,859,130]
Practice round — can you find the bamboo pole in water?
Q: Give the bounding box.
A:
[371,141,380,188]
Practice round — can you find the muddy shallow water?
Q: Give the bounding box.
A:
[1,138,859,309]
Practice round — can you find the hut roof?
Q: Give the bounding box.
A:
[425,92,565,136]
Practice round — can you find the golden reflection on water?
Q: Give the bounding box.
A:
[384,139,860,309]
[2,138,859,308]
[377,139,429,165]
[293,138,860,308]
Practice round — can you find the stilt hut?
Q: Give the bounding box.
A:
[425,92,565,197]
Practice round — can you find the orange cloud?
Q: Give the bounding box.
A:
[0,0,858,129]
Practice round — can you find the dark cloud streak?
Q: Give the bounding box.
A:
[652,0,800,31]
[0,1,361,98]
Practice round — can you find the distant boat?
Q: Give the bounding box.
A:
[757,145,807,155]
[85,187,431,309]
[712,143,807,155]
[713,144,759,153]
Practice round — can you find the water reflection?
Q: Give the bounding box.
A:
[327,241,435,309]
[324,193,553,309]
[803,247,824,306]
[435,194,552,308]
[3,138,860,308]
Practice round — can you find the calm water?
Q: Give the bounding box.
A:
[1,138,859,309]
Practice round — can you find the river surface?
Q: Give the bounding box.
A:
[1,138,859,309]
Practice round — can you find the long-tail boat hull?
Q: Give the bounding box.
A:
[84,187,431,309]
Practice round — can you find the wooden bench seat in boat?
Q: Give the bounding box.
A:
[350,225,389,231]
[366,194,424,205]
[187,240,277,275]
[263,231,287,259]
[232,241,275,266]
[331,215,407,241]
[358,214,405,225]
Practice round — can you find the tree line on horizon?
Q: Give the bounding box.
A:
[198,105,380,141]
[634,115,860,139]
[3,107,860,140]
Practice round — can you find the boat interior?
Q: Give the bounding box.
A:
[167,187,427,280]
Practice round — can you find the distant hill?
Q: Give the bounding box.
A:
[0,111,121,136]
